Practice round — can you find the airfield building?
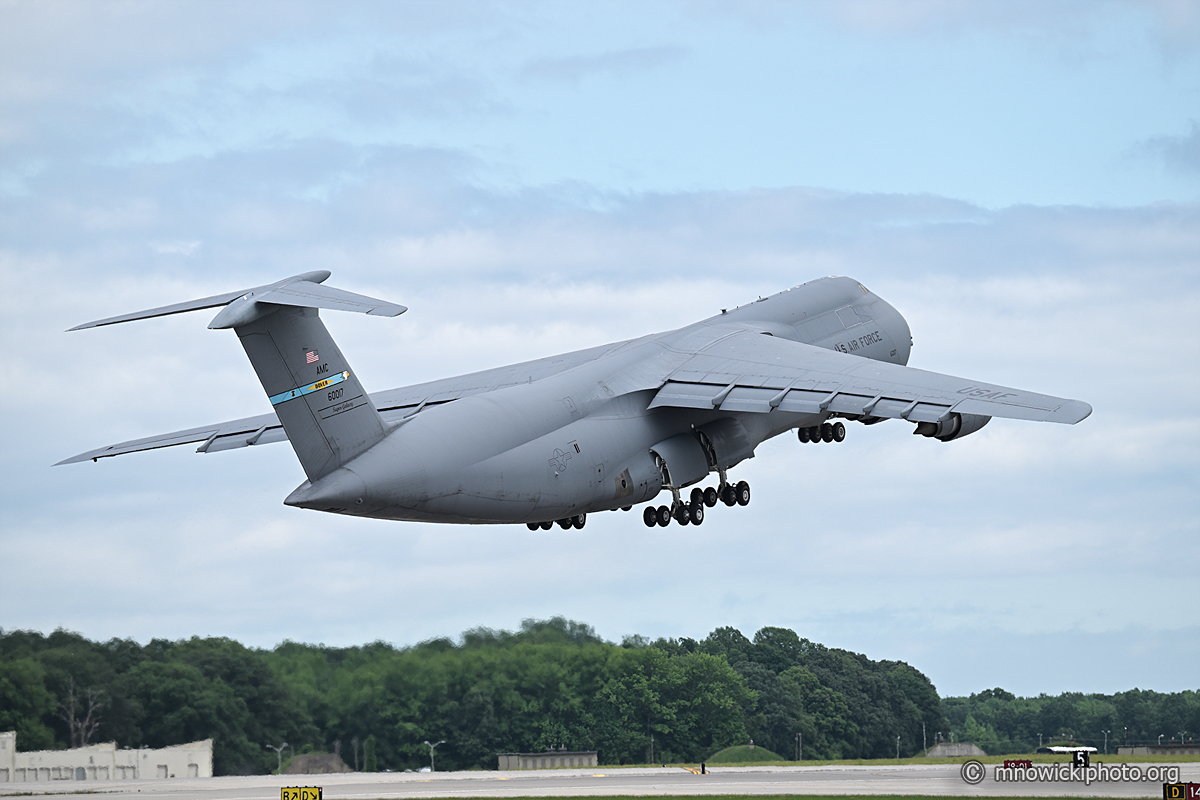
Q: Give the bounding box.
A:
[0,731,213,783]
[497,749,598,770]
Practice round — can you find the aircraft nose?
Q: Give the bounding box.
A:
[285,467,368,512]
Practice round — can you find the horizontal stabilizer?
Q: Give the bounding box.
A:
[67,270,405,332]
[251,281,406,317]
[67,288,249,330]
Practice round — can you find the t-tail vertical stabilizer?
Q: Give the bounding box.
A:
[68,271,406,482]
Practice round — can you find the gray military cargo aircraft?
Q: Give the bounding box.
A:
[60,272,1091,529]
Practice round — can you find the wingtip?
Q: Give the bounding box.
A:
[367,304,408,317]
[1056,399,1093,424]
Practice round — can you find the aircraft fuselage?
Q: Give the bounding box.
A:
[284,276,912,523]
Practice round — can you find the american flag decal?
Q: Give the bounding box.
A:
[305,350,319,364]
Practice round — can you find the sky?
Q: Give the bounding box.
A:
[1,0,1198,701]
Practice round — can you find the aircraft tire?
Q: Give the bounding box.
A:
[572,513,586,529]
[540,520,553,530]
[674,504,690,525]
[690,487,704,505]
[821,422,834,442]
[808,426,821,443]
[798,427,810,443]
[703,486,718,507]
[526,522,539,531]
[689,500,705,525]
[735,480,751,506]
[643,506,658,527]
[557,518,571,529]
[656,505,672,526]
[721,485,737,506]
[832,421,846,442]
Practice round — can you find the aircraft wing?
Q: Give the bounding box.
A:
[648,329,1092,424]
[56,339,632,465]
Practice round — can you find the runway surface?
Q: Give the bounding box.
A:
[4,762,1198,799]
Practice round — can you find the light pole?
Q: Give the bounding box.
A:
[896,735,901,760]
[265,742,290,773]
[922,722,926,754]
[1102,730,1109,755]
[1159,734,1164,746]
[423,740,445,772]
[1038,733,1042,748]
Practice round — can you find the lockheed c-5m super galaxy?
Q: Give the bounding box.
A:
[60,273,1091,529]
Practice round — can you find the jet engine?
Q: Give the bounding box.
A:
[913,412,991,442]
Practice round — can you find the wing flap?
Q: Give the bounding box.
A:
[648,330,1091,425]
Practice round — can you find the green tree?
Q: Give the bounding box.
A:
[0,659,57,749]
[128,660,255,774]
[363,734,377,771]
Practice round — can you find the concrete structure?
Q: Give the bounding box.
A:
[497,750,598,770]
[924,742,987,758]
[1118,744,1200,756]
[0,731,212,783]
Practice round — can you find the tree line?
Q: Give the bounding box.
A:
[1,619,1194,774]
[944,687,1199,754]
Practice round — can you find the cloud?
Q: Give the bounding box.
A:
[1,1,1195,698]
[1136,120,1200,176]
[688,0,1200,57]
[521,46,687,84]
[5,176,1196,697]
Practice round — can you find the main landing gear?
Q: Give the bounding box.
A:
[641,479,750,527]
[798,421,845,444]
[526,513,585,531]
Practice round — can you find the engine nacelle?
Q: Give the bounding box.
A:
[914,412,991,442]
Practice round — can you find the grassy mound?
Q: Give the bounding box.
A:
[707,744,786,763]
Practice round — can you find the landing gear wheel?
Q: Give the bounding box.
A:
[689,500,705,525]
[674,504,690,525]
[526,522,539,531]
[643,506,658,527]
[540,521,553,530]
[735,480,751,506]
[656,505,672,526]
[703,486,718,507]
[690,487,705,506]
[721,485,737,506]
[798,427,810,443]
[808,426,821,443]
[821,422,834,442]
[556,518,571,529]
[832,421,846,442]
[572,513,586,529]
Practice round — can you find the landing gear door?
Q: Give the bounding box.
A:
[698,418,755,470]
[649,433,709,489]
